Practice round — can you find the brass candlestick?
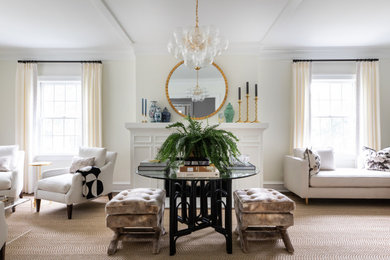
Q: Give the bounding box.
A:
[236,100,244,123]
[244,94,250,123]
[251,97,259,123]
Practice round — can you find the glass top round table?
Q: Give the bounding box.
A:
[136,169,258,181]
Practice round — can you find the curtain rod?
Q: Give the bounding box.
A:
[293,59,379,63]
[17,60,102,64]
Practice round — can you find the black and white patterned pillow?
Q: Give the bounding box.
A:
[304,148,321,176]
[77,166,104,199]
[362,146,390,171]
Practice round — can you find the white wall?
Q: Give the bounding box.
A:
[1,57,390,187]
[0,61,16,145]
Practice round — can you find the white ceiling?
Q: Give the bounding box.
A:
[1,0,390,59]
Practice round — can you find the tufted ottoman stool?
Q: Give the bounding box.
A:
[234,188,295,253]
[105,188,165,255]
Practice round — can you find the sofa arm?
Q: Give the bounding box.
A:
[283,155,310,198]
[42,168,69,179]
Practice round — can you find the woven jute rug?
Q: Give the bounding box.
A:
[4,194,390,260]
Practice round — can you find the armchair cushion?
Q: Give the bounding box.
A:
[37,173,73,194]
[0,171,12,189]
[79,147,106,168]
[0,145,18,170]
[0,156,11,172]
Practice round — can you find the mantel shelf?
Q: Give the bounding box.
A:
[125,122,269,130]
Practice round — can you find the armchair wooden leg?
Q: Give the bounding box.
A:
[67,204,73,219]
[19,191,23,198]
[1,242,5,260]
[107,192,113,200]
[36,199,41,212]
[305,198,309,205]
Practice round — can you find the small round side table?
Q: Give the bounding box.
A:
[29,161,52,179]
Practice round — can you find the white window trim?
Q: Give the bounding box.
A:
[34,76,84,157]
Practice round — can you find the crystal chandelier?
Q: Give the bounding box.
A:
[167,0,228,70]
[188,69,207,102]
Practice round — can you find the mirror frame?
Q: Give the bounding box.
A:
[165,61,228,120]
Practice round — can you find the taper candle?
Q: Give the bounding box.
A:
[246,82,249,94]
[255,84,258,97]
[238,87,241,100]
[145,99,147,115]
[142,98,144,116]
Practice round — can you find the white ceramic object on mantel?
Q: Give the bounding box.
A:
[125,122,269,191]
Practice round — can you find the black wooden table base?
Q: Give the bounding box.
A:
[168,179,232,256]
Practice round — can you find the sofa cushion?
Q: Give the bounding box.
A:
[304,148,321,176]
[316,148,335,170]
[106,188,165,215]
[0,171,12,189]
[0,157,11,172]
[79,147,107,168]
[234,188,295,213]
[37,174,74,194]
[294,147,335,170]
[310,168,390,188]
[0,145,18,170]
[362,146,390,171]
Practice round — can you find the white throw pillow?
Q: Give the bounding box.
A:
[0,145,18,170]
[0,157,11,172]
[293,148,306,159]
[79,147,107,168]
[70,156,95,173]
[316,148,335,171]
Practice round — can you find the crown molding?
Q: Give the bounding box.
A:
[258,46,390,60]
[0,47,135,61]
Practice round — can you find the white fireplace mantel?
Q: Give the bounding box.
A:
[125,122,269,190]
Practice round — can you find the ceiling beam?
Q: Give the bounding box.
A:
[259,0,304,47]
[89,0,134,46]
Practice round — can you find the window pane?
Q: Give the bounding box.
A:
[310,78,356,157]
[38,80,82,154]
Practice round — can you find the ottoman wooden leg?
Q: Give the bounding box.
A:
[107,228,120,255]
[152,228,162,254]
[279,227,294,253]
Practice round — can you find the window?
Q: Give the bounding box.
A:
[36,78,82,155]
[310,76,357,158]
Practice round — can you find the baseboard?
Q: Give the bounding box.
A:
[112,182,131,192]
[263,181,287,192]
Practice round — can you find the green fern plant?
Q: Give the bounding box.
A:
[155,116,240,172]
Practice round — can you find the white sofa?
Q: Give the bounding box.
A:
[0,201,7,260]
[0,146,24,200]
[35,148,117,219]
[284,155,390,204]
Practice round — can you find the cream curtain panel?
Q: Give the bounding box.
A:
[15,62,37,193]
[292,61,312,150]
[82,63,103,147]
[357,61,381,151]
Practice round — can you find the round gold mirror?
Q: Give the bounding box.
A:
[165,61,228,120]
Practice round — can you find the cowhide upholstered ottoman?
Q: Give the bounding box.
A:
[234,188,296,253]
[105,188,165,255]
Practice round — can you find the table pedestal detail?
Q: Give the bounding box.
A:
[168,179,232,255]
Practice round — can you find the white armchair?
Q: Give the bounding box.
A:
[0,146,24,201]
[35,149,117,219]
[0,201,7,260]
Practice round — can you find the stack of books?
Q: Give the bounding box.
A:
[227,161,256,170]
[138,160,167,171]
[177,165,219,178]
